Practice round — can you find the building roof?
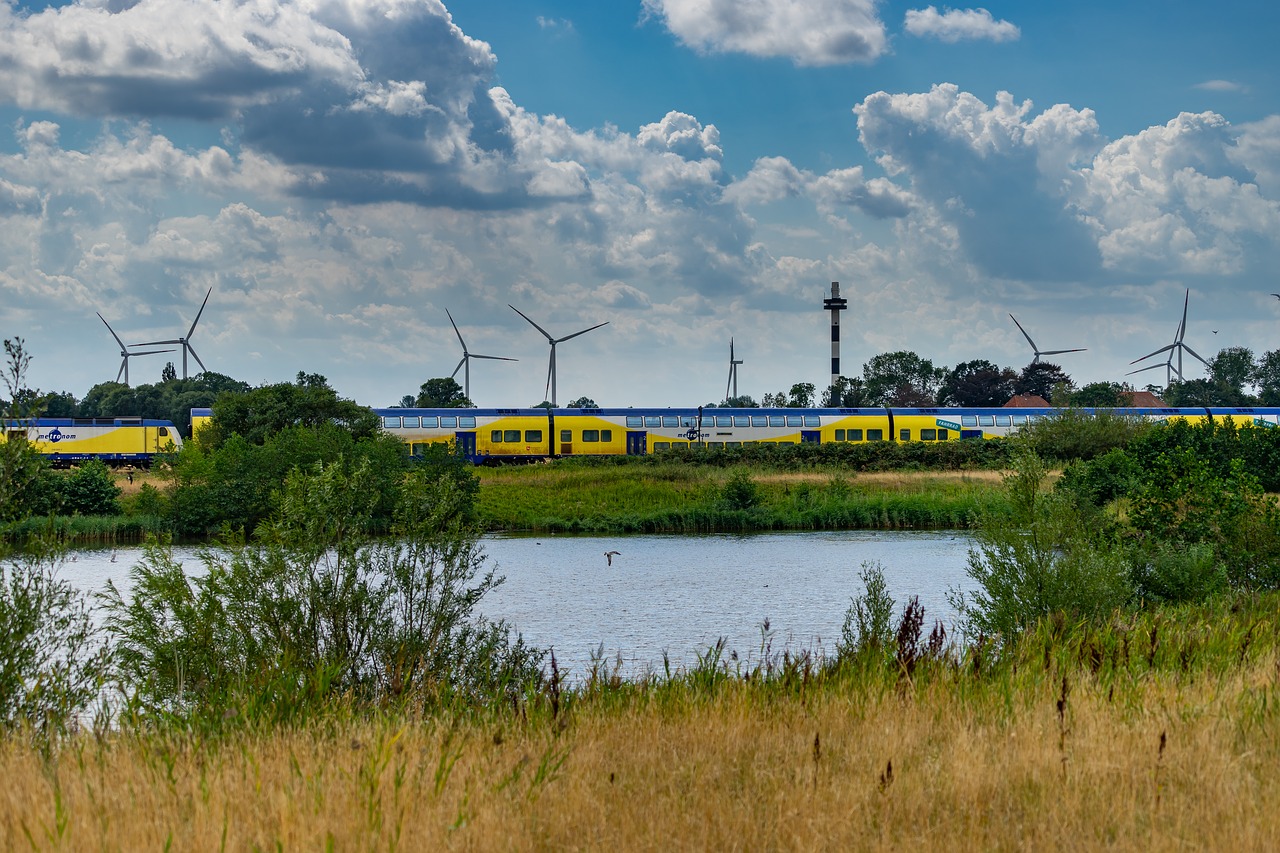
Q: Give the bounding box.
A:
[1121,390,1167,407]
[1004,394,1050,407]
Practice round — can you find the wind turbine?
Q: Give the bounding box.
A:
[1128,289,1208,385]
[725,338,743,401]
[1009,314,1086,364]
[509,305,607,407]
[97,313,173,387]
[446,308,516,401]
[134,287,212,379]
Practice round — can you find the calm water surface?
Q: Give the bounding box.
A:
[61,531,976,680]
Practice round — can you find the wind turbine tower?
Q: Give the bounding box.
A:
[509,305,608,407]
[824,281,848,389]
[725,338,743,402]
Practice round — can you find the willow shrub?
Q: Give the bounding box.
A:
[104,458,543,725]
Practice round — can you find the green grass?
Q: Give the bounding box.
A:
[476,463,1007,533]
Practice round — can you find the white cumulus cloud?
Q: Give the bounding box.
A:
[642,0,888,66]
[904,6,1020,43]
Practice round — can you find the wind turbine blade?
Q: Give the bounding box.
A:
[1126,362,1169,376]
[132,348,175,356]
[116,360,126,383]
[510,305,554,342]
[1130,343,1176,364]
[1009,314,1037,349]
[726,364,733,401]
[187,287,212,340]
[445,308,467,350]
[1177,290,1190,341]
[1181,344,1209,366]
[98,313,127,350]
[555,321,609,344]
[545,350,554,404]
[186,344,207,373]
[470,354,517,362]
[1040,348,1087,356]
[451,356,467,378]
[133,338,183,347]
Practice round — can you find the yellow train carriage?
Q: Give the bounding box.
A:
[5,417,182,466]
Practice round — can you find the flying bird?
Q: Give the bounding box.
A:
[604,550,621,566]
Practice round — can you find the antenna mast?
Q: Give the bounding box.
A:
[824,282,848,391]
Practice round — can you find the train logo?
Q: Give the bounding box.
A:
[38,427,74,443]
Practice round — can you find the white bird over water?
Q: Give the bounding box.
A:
[604,550,621,566]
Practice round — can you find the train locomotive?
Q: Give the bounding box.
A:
[367,405,1280,463]
[2,417,183,467]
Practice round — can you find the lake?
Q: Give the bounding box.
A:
[57,531,976,681]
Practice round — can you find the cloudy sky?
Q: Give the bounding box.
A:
[3,0,1279,408]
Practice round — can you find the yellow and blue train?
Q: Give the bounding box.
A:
[3,417,183,467]
[363,405,1280,463]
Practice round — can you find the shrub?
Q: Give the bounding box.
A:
[56,460,121,516]
[720,470,760,510]
[837,561,895,661]
[951,450,1132,640]
[1129,542,1227,604]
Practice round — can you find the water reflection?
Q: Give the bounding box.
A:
[55,531,976,682]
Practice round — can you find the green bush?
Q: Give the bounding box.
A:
[1055,448,1139,507]
[837,561,896,661]
[951,450,1133,640]
[56,460,121,516]
[1129,542,1227,604]
[104,458,542,722]
[720,470,760,510]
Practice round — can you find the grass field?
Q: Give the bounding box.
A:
[476,464,1010,533]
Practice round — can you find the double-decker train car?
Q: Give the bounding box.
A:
[2,417,183,467]
[370,405,1280,463]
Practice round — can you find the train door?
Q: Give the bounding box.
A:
[801,430,821,444]
[455,431,477,460]
[626,431,647,455]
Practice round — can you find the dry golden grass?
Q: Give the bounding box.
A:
[4,656,1278,851]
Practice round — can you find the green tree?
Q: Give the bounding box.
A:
[395,395,417,408]
[42,391,79,417]
[787,382,816,408]
[1013,362,1073,402]
[1208,346,1256,405]
[57,460,121,516]
[822,376,868,407]
[209,374,379,448]
[1256,349,1280,406]
[937,359,1017,407]
[862,351,944,406]
[1070,381,1127,408]
[567,396,598,408]
[722,395,758,407]
[415,377,472,408]
[1162,378,1219,407]
[161,361,178,383]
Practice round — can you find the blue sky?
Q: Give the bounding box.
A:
[3,0,1279,408]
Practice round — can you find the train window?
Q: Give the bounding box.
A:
[491,430,503,443]
[921,429,937,441]
[601,430,613,441]
[786,415,803,427]
[382,417,401,429]
[995,415,1011,427]
[458,416,476,428]
[769,415,785,427]
[561,430,572,442]
[401,417,420,428]
[938,429,949,440]
[708,441,723,448]
[583,430,600,442]
[654,442,671,451]
[714,416,730,427]
[848,429,863,441]
[420,417,438,428]
[804,416,820,427]
[1012,415,1027,425]
[627,416,643,427]
[979,415,994,426]
[900,429,911,441]
[158,426,169,436]
[733,416,749,427]
[440,417,457,428]
[867,429,884,441]
[645,416,662,428]
[525,430,543,443]
[726,442,741,448]
[751,416,767,427]
[681,416,697,427]
[962,415,978,427]
[503,430,520,442]
[835,429,845,441]
[663,416,679,428]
